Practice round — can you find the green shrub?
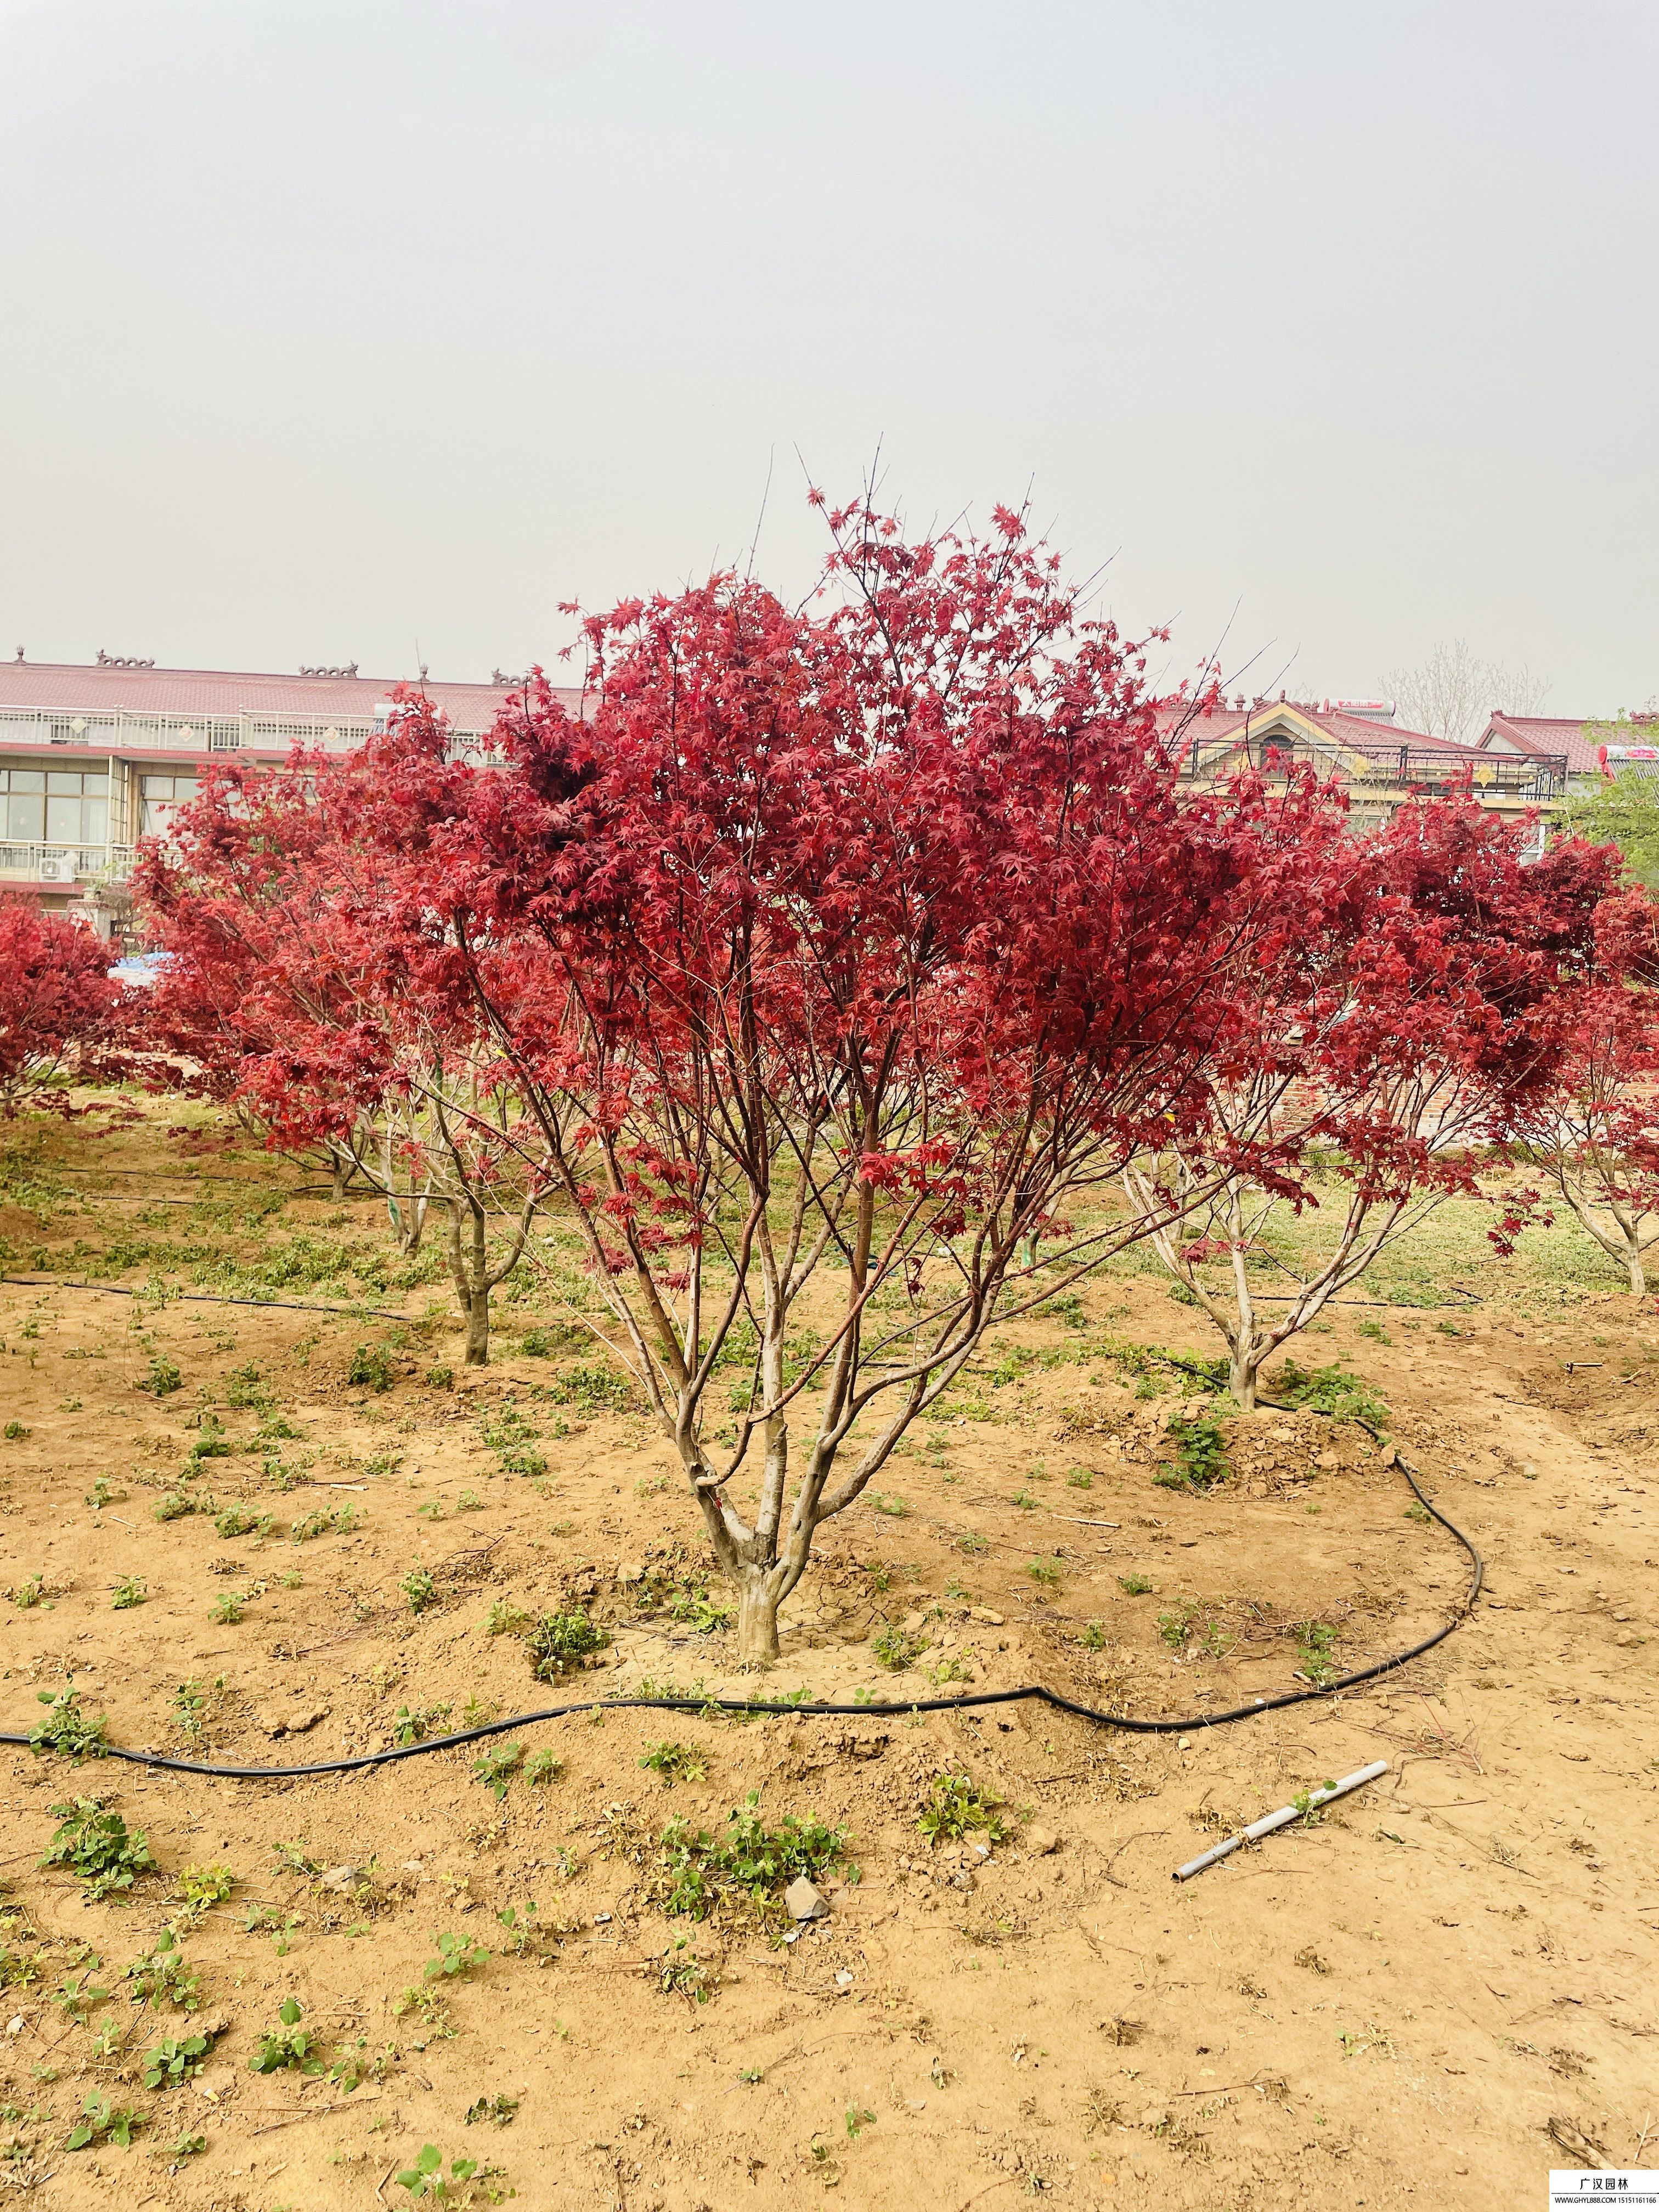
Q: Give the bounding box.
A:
[640,1740,707,1785]
[546,1360,635,1413]
[425,1363,454,1390]
[136,1355,182,1397]
[142,2032,212,2089]
[214,1505,274,1541]
[471,1743,523,1799]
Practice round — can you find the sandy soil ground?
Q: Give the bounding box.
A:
[0,1112,1654,2212]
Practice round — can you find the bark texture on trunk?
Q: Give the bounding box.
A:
[734,1570,784,1663]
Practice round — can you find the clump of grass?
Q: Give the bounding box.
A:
[40,1799,155,1900]
[1269,1359,1389,1431]
[523,1610,606,1679]
[640,1740,707,1786]
[29,1682,107,1760]
[136,1355,182,1398]
[250,1996,324,2074]
[1154,1407,1228,1493]
[401,1567,438,1614]
[348,1342,395,1393]
[917,1772,1007,1846]
[871,1624,926,1671]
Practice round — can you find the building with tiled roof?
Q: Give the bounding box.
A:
[0,656,578,925]
[1163,696,1568,834]
[1477,710,1651,785]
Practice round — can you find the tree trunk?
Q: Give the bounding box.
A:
[465,1288,489,1367]
[1229,1344,1262,1410]
[1628,1245,1647,1298]
[733,1567,785,1663]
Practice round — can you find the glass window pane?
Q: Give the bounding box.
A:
[82,798,108,843]
[141,775,176,799]
[47,771,82,794]
[10,770,44,794]
[46,795,81,841]
[82,775,109,795]
[8,794,44,840]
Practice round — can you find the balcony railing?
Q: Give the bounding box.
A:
[1178,733,1568,801]
[0,842,134,882]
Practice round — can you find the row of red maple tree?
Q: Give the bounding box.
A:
[3,503,1656,1655]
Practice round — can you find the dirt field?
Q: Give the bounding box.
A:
[0,1103,1654,2211]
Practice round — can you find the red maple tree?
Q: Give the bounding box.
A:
[1128,792,1622,1402]
[0,896,122,1118]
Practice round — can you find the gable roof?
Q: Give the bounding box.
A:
[1479,713,1604,776]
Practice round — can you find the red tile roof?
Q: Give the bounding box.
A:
[1480,713,1604,776]
[1156,701,1486,760]
[0,659,580,732]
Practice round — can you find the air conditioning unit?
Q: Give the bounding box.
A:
[37,853,77,884]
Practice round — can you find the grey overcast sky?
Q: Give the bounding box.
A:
[1,0,1655,709]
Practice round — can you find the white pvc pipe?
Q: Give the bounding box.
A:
[1172,1759,1389,1882]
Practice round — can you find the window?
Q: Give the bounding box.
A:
[0,766,107,846]
[139,774,199,837]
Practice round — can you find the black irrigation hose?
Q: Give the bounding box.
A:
[2,1409,1482,1779]
[0,1276,412,1323]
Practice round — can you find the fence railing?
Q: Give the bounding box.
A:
[0,706,493,757]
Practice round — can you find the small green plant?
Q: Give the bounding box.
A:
[292,1504,356,1542]
[868,1492,910,1519]
[1077,1620,1106,1651]
[3,1419,30,1440]
[1356,1318,1392,1344]
[394,1703,454,1747]
[122,1928,200,2011]
[523,1747,561,1786]
[1024,1556,1062,1587]
[659,1937,713,2002]
[523,1610,606,1678]
[84,1476,126,1509]
[640,1741,707,1786]
[472,1743,523,1799]
[401,1567,438,1614]
[110,1576,147,1611]
[1066,1466,1093,1490]
[1291,1779,1339,1826]
[214,1504,274,1539]
[176,1864,235,1916]
[137,1355,182,1398]
[480,1598,530,1638]
[394,2143,500,2203]
[151,1486,202,1522]
[845,2103,877,2138]
[425,1930,490,1983]
[1154,1407,1228,1493]
[1404,1500,1431,1525]
[458,1488,484,1511]
[208,1590,244,1626]
[1118,1573,1154,1596]
[29,1682,107,1760]
[668,1588,733,1634]
[11,1571,44,1609]
[425,1363,454,1390]
[40,1799,155,1900]
[918,1771,1007,1846]
[164,2131,207,2160]
[348,1341,396,1392]
[1157,1601,1198,1649]
[1009,1488,1039,1510]
[871,1624,926,1672]
[465,2093,520,2127]
[1296,1621,1340,1687]
[142,2032,212,2089]
[250,1996,324,2074]
[1270,1358,1389,1431]
[658,1792,848,1921]
[65,2093,141,2150]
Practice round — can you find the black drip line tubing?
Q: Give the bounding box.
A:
[1,1407,1481,1781]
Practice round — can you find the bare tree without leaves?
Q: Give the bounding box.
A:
[1386,639,1550,747]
